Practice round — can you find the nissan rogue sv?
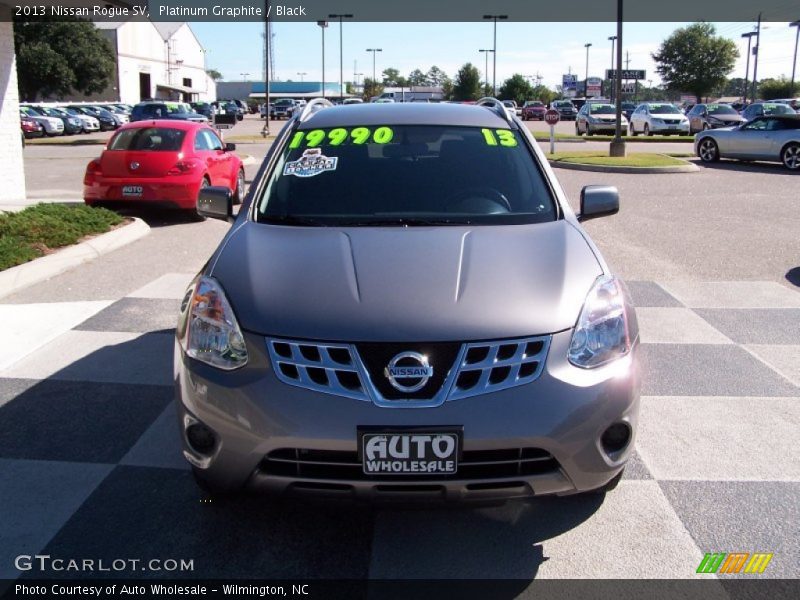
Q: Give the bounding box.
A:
[175,98,640,502]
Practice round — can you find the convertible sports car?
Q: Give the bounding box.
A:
[695,114,800,170]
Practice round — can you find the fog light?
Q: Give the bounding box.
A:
[186,422,216,455]
[601,422,631,455]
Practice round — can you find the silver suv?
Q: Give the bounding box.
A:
[175,99,640,502]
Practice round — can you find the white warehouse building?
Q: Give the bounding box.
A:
[90,21,216,105]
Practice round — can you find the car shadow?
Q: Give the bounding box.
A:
[693,158,792,174]
[1,331,605,586]
[786,267,800,288]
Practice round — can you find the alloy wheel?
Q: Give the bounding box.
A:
[698,139,719,162]
[783,144,800,170]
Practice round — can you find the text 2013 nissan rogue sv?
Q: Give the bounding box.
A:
[175,99,640,502]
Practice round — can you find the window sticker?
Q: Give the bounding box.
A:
[481,129,518,147]
[283,148,338,178]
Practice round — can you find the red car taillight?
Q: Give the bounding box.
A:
[83,159,101,185]
[167,159,201,175]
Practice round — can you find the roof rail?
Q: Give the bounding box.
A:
[476,97,514,125]
[297,97,334,122]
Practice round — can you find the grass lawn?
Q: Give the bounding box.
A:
[546,151,691,168]
[0,204,123,271]
[531,131,694,143]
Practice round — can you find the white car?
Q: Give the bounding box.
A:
[629,103,690,136]
[61,107,100,133]
[18,106,64,136]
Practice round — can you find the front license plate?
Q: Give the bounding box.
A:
[359,428,461,476]
[122,185,143,197]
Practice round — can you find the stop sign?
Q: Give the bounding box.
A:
[544,109,560,125]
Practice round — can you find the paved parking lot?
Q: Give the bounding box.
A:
[1,115,798,585]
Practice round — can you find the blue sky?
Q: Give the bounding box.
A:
[191,21,799,89]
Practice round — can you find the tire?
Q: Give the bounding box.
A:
[697,138,720,163]
[188,177,210,221]
[702,123,710,131]
[630,125,638,137]
[644,124,652,137]
[587,127,594,137]
[192,467,234,497]
[232,168,246,205]
[782,143,800,170]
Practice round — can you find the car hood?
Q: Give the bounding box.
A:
[651,113,686,119]
[211,220,603,342]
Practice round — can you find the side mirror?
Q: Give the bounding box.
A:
[225,142,236,152]
[197,186,233,223]
[578,185,619,222]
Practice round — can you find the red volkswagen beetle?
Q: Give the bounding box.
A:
[83,120,245,218]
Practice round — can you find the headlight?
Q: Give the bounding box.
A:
[70,118,81,125]
[568,276,631,369]
[180,276,248,370]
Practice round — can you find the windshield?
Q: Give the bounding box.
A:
[276,100,294,106]
[554,101,573,108]
[648,104,681,114]
[621,103,636,109]
[108,127,186,151]
[20,107,40,116]
[256,125,556,226]
[589,104,616,114]
[707,104,738,115]
[762,104,793,115]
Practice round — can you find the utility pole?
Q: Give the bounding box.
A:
[479,49,493,93]
[608,35,617,102]
[750,13,762,103]
[366,48,382,92]
[610,0,625,157]
[317,21,327,99]
[483,15,508,96]
[261,1,271,137]
[790,21,800,95]
[741,31,756,103]
[584,43,592,96]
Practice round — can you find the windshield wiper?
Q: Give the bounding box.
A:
[261,214,328,227]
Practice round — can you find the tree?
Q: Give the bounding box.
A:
[14,17,116,101]
[206,69,223,81]
[452,63,482,101]
[407,69,429,86]
[498,74,534,104]
[758,77,795,100]
[530,84,556,105]
[426,66,448,87]
[362,77,383,101]
[381,67,407,87]
[652,23,738,103]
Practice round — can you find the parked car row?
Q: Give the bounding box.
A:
[19,102,132,140]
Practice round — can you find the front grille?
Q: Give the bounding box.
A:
[267,335,550,406]
[663,119,681,125]
[449,337,549,401]
[261,447,560,481]
[267,340,368,401]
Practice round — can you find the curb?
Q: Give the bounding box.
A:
[0,217,151,299]
[547,159,699,174]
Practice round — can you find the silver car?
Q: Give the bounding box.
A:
[695,114,800,170]
[175,99,640,502]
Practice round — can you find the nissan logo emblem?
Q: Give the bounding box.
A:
[384,352,434,393]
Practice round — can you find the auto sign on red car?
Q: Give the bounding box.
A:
[83,120,246,219]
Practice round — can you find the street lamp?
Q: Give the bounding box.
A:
[741,31,757,103]
[791,21,800,95]
[483,14,508,96]
[478,49,494,94]
[329,13,354,101]
[751,13,762,104]
[608,36,617,102]
[317,21,328,99]
[297,72,307,82]
[240,72,250,82]
[355,72,364,90]
[584,43,592,97]
[366,48,382,89]
[609,0,625,158]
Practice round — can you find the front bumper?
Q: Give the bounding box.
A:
[175,330,640,502]
[649,121,690,134]
[588,121,623,133]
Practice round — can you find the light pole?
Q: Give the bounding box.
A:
[479,49,493,94]
[751,13,762,104]
[329,13,353,101]
[741,31,756,103]
[297,72,307,82]
[609,0,625,157]
[366,48,382,93]
[240,72,250,82]
[355,72,364,92]
[483,14,508,96]
[608,36,617,102]
[791,21,800,95]
[261,0,271,137]
[584,43,592,97]
[317,21,328,99]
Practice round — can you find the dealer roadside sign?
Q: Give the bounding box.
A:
[545,109,560,154]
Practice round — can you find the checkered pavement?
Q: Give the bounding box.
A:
[0,275,798,582]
